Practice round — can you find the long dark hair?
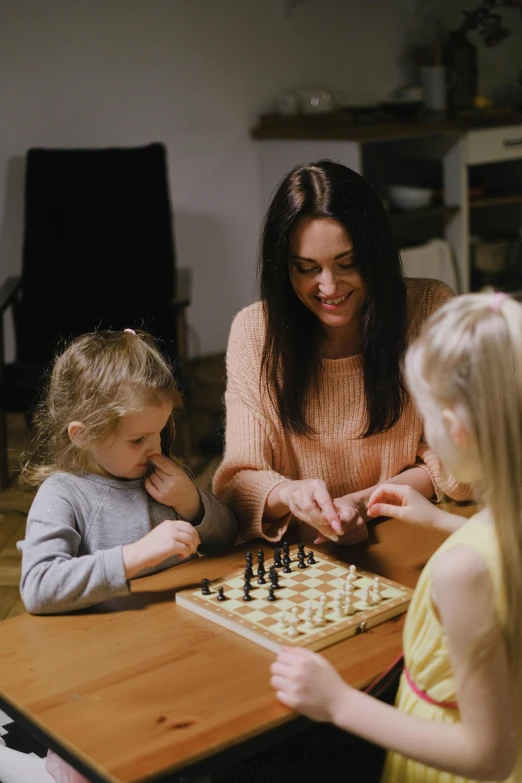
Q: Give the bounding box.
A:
[259,160,407,438]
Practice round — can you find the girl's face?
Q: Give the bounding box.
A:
[289,217,367,334]
[90,402,171,480]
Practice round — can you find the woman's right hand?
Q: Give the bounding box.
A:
[367,484,440,527]
[273,480,343,542]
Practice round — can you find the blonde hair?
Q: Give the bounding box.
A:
[20,330,182,488]
[406,291,522,766]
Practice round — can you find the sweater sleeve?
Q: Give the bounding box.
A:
[194,489,238,551]
[213,306,291,543]
[410,279,474,502]
[19,482,129,615]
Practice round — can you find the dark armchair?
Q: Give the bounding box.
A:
[0,143,190,487]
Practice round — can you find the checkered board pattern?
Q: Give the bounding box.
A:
[176,546,413,653]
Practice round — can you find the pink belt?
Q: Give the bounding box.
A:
[404,665,459,710]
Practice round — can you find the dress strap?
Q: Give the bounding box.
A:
[404,666,458,710]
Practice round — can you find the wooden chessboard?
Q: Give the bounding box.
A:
[176,545,413,653]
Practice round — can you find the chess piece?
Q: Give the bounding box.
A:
[332,589,344,618]
[371,576,382,604]
[283,558,292,573]
[306,551,316,565]
[243,586,253,601]
[297,552,307,569]
[360,585,371,606]
[347,565,357,583]
[244,564,254,580]
[278,611,289,629]
[273,548,283,568]
[302,602,315,629]
[257,567,267,585]
[244,578,253,593]
[267,585,277,601]
[201,579,211,596]
[257,549,265,564]
[286,607,300,637]
[297,541,305,556]
[283,541,291,561]
[344,578,355,597]
[217,586,227,601]
[343,595,355,615]
[269,568,281,589]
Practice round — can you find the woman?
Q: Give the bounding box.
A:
[214,161,471,544]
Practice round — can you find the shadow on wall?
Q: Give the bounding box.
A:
[175,208,256,358]
[0,155,26,362]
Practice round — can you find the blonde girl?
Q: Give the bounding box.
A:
[18,329,237,614]
[270,291,520,782]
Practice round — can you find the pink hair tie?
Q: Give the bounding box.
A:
[124,328,137,335]
[490,292,509,312]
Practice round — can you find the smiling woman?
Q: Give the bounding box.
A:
[213,161,473,545]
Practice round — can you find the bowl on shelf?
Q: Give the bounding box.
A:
[379,100,423,120]
[389,185,434,211]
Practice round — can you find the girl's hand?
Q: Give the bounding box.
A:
[270,647,349,722]
[314,494,369,545]
[145,453,201,522]
[278,480,342,542]
[367,483,439,527]
[123,519,201,578]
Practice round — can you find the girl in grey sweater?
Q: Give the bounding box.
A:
[18,329,237,614]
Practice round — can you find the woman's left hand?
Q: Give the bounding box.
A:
[313,494,368,545]
[270,647,349,722]
[146,454,202,522]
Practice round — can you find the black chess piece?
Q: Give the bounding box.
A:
[243,587,253,602]
[258,562,266,576]
[201,578,211,595]
[245,552,253,566]
[283,560,292,573]
[244,578,253,592]
[298,541,305,555]
[269,569,281,588]
[307,551,316,565]
[283,541,291,560]
[257,549,265,562]
[244,565,254,581]
[297,552,307,569]
[217,586,227,601]
[257,566,267,585]
[273,548,282,568]
[267,586,277,601]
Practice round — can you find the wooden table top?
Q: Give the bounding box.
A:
[0,507,474,783]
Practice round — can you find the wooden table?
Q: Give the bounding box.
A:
[0,510,472,783]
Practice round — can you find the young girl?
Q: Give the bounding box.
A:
[18,329,237,615]
[270,291,520,782]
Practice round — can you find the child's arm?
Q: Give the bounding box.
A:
[146,453,238,550]
[271,545,517,781]
[367,483,466,533]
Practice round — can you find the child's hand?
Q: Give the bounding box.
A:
[313,494,368,545]
[123,519,200,578]
[270,647,349,722]
[367,483,439,526]
[145,453,202,522]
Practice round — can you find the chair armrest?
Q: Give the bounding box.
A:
[173,268,191,308]
[0,276,22,315]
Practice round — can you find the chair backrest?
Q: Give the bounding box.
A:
[17,143,177,366]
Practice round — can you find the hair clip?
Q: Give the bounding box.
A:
[124,328,137,335]
[490,292,509,312]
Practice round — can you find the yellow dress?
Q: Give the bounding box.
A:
[381,510,512,783]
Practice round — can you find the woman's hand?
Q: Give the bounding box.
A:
[270,647,350,722]
[145,453,202,522]
[276,479,343,542]
[313,494,368,545]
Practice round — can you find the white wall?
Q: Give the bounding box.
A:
[0,0,520,356]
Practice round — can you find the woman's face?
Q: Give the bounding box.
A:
[289,217,366,332]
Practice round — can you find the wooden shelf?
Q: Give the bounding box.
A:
[469,193,522,209]
[388,205,459,221]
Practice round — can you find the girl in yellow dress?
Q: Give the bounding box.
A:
[270,291,520,782]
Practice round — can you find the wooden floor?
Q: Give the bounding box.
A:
[0,353,225,622]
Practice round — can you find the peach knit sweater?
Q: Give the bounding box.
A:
[213,278,472,542]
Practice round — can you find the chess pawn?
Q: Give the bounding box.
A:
[302,604,315,629]
[286,607,300,638]
[343,595,355,615]
[344,578,355,596]
[278,612,289,630]
[347,564,357,583]
[360,585,371,606]
[371,588,382,604]
[314,610,326,626]
[332,589,344,619]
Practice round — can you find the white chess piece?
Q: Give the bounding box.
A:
[347,564,357,583]
[287,608,300,638]
[278,611,289,629]
[302,604,316,629]
[371,577,383,604]
[360,585,371,606]
[332,589,344,619]
[344,595,355,615]
[344,579,355,597]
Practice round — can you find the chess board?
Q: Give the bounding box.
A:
[176,545,413,653]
